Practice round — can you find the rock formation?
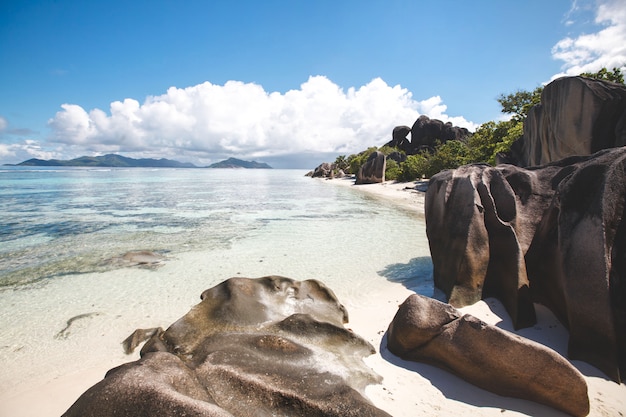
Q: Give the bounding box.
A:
[508,76,626,167]
[309,162,333,178]
[63,276,391,417]
[356,151,386,184]
[387,294,590,417]
[425,147,626,383]
[386,116,470,155]
[388,125,412,150]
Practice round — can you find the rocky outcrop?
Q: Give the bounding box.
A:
[386,116,470,154]
[385,116,470,155]
[63,276,390,417]
[509,76,626,167]
[411,115,470,152]
[388,125,412,150]
[425,147,626,382]
[307,162,345,179]
[310,162,333,178]
[356,151,386,184]
[387,294,589,417]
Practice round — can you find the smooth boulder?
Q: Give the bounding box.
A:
[387,294,590,417]
[63,276,391,417]
[509,76,626,166]
[356,151,386,184]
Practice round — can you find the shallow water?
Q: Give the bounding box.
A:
[0,167,433,395]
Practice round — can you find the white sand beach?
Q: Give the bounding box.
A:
[2,178,625,417]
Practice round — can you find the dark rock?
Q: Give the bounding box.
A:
[388,125,412,149]
[311,162,333,178]
[409,115,470,153]
[424,147,626,382]
[387,151,407,164]
[509,76,626,167]
[63,276,390,417]
[385,117,470,155]
[356,151,386,184]
[387,294,590,417]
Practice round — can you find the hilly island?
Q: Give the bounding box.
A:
[8,154,272,169]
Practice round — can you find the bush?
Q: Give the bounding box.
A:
[385,159,401,181]
[423,140,470,178]
[399,154,428,181]
[467,120,522,165]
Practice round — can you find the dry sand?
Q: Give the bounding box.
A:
[2,177,625,417]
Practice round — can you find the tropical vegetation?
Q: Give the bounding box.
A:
[332,67,624,181]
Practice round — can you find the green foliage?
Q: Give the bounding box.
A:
[378,145,402,156]
[494,122,523,157]
[385,159,401,181]
[333,155,349,172]
[580,67,624,84]
[467,120,523,165]
[423,140,470,178]
[347,146,378,174]
[393,141,470,181]
[497,86,543,122]
[399,154,428,181]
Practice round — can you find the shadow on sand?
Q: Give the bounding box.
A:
[378,256,445,301]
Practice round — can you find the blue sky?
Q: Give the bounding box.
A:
[1,0,625,168]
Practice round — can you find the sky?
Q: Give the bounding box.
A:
[1,0,625,168]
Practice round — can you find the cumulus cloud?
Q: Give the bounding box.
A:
[48,76,477,165]
[552,0,626,78]
[0,140,61,162]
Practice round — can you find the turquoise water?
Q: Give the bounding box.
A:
[0,167,433,396]
[0,167,391,287]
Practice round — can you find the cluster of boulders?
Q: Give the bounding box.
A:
[425,148,626,384]
[423,77,626,385]
[306,161,347,179]
[308,115,470,184]
[385,115,470,154]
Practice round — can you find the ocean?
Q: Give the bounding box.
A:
[0,167,433,397]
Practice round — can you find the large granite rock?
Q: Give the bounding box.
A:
[310,162,333,178]
[388,125,412,149]
[63,276,391,417]
[425,147,626,382]
[509,76,626,167]
[356,151,386,184]
[385,116,470,155]
[387,294,590,417]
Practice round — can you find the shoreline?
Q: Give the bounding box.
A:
[2,177,625,416]
[321,176,426,216]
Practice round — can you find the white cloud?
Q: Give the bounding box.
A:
[552,0,626,78]
[48,76,477,164]
[0,116,7,131]
[0,140,61,162]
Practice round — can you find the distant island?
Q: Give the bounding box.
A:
[206,157,272,169]
[7,154,272,169]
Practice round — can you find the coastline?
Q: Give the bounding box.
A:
[322,176,426,216]
[2,177,625,417]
